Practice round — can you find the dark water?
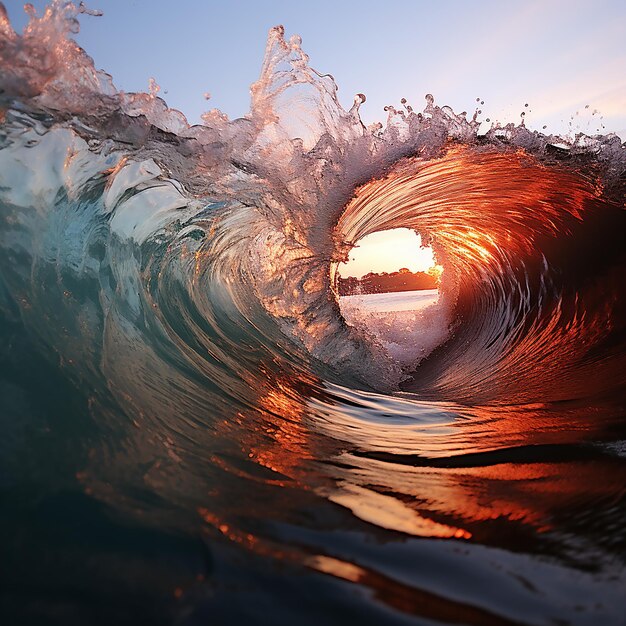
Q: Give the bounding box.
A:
[1,4,625,625]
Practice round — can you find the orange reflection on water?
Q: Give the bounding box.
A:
[328,481,472,539]
[241,371,321,481]
[308,386,622,543]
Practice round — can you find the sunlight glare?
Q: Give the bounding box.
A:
[339,228,435,279]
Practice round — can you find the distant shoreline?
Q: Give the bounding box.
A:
[338,268,438,296]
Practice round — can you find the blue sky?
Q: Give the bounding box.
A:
[6,0,626,137]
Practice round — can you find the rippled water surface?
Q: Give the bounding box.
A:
[1,3,625,625]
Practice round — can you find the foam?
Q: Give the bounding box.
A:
[339,291,453,370]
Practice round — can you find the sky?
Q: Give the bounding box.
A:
[5,1,626,276]
[338,228,435,278]
[338,229,435,279]
[6,0,626,137]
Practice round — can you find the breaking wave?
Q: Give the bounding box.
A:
[1,4,625,625]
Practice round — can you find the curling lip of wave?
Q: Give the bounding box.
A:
[0,5,624,399]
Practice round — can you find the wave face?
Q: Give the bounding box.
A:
[1,4,625,625]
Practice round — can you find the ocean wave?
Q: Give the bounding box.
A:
[1,3,625,624]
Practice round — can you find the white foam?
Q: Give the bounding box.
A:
[339,290,452,369]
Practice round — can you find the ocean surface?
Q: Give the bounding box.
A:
[1,3,625,626]
[340,289,440,313]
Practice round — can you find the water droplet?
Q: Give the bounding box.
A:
[477,110,482,114]
[148,77,160,97]
[524,103,529,107]
[521,112,525,117]
[401,98,407,104]
[542,125,547,129]
[486,118,490,122]
[480,100,484,105]
[476,97,480,102]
